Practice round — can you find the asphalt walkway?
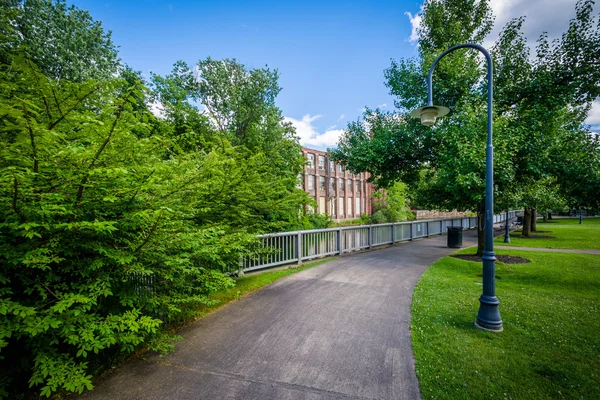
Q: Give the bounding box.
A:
[80,231,478,400]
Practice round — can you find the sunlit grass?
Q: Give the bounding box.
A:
[412,248,600,399]
[496,217,600,250]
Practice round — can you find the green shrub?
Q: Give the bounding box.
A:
[0,59,253,398]
[370,211,388,224]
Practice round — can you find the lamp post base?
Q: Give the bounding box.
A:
[474,321,503,332]
[476,295,503,332]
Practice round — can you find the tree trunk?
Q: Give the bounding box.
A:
[548,212,552,220]
[476,200,485,257]
[522,208,531,237]
[543,213,548,223]
[531,207,537,232]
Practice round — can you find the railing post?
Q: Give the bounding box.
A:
[297,232,303,265]
[337,228,343,256]
[440,220,443,235]
[368,225,372,249]
[426,221,430,237]
[391,223,396,243]
[410,222,414,241]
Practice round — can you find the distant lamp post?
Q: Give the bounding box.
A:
[580,207,583,224]
[504,204,511,243]
[409,43,502,332]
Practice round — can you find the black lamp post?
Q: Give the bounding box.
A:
[410,43,502,332]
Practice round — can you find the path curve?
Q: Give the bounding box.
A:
[80,232,478,400]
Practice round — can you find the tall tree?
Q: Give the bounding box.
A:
[151,59,312,232]
[492,0,600,233]
[333,0,512,255]
[333,0,600,248]
[1,0,120,81]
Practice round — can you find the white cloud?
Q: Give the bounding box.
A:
[406,1,580,49]
[378,103,388,109]
[284,114,345,149]
[585,100,600,125]
[148,101,165,119]
[487,0,578,49]
[405,9,423,43]
[337,114,345,121]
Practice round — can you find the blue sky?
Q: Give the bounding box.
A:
[70,0,597,149]
[70,0,421,149]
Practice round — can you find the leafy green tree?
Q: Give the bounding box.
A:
[333,0,513,255]
[491,0,600,233]
[151,59,312,232]
[333,0,600,247]
[1,0,120,81]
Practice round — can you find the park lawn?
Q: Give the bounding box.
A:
[411,248,600,400]
[496,217,600,250]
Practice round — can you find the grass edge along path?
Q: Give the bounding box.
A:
[495,217,600,250]
[411,247,600,400]
[194,258,334,318]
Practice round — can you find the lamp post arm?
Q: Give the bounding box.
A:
[426,44,493,129]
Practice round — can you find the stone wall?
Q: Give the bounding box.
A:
[412,209,472,220]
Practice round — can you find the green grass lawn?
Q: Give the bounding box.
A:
[411,248,600,400]
[496,217,600,250]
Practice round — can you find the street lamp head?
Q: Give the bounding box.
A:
[409,105,450,126]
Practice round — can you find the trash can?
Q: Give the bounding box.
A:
[447,226,463,248]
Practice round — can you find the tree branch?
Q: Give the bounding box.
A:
[134,211,163,253]
[48,85,99,130]
[12,176,24,222]
[126,169,156,208]
[74,103,125,206]
[23,105,38,173]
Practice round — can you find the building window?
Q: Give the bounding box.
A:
[307,175,315,190]
[338,164,344,173]
[355,197,361,215]
[319,197,326,214]
[329,160,335,172]
[355,180,361,193]
[330,199,335,217]
[319,176,326,190]
[338,178,344,191]
[347,197,353,216]
[329,178,335,192]
[318,155,325,170]
[347,179,352,192]
[307,154,314,168]
[339,197,344,217]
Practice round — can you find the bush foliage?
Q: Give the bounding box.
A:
[0,2,313,398]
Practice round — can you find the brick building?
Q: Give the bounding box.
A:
[300,147,374,221]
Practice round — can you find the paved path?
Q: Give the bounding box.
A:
[80,232,477,400]
[496,245,600,255]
